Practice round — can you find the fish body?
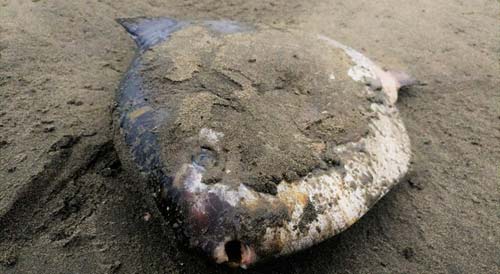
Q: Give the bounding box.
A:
[114,17,413,268]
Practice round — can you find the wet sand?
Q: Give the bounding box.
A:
[0,0,499,273]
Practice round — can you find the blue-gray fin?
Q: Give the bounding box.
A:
[116,17,254,50]
[116,17,186,50]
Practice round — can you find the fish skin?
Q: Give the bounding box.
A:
[114,17,412,268]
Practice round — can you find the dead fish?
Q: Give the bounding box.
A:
[113,17,415,268]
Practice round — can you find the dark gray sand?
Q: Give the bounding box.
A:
[146,26,371,194]
[0,0,499,274]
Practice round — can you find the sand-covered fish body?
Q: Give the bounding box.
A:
[113,17,413,268]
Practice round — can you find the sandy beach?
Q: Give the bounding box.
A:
[0,0,499,273]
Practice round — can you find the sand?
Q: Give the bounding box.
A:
[0,0,499,273]
[141,25,372,194]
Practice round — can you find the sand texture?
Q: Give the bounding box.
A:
[0,0,499,273]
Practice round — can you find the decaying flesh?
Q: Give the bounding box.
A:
[115,18,413,269]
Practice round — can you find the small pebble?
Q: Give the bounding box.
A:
[67,99,83,106]
[402,247,415,260]
[0,250,17,267]
[49,135,79,151]
[14,153,27,163]
[43,125,56,133]
[106,261,121,274]
[82,130,97,137]
[407,178,424,190]
[100,167,114,177]
[0,140,8,149]
[283,171,299,181]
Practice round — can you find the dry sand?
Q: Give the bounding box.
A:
[0,0,499,273]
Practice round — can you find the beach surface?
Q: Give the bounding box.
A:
[0,0,499,273]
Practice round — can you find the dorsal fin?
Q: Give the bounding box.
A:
[116,17,185,50]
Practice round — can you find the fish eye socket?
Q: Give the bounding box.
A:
[192,147,217,168]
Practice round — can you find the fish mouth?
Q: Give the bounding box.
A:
[169,162,268,268]
[214,240,257,268]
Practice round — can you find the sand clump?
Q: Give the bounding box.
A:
[140,26,373,194]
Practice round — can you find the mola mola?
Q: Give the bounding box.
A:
[113,17,415,268]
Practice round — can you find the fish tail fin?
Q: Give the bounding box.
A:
[116,17,184,50]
